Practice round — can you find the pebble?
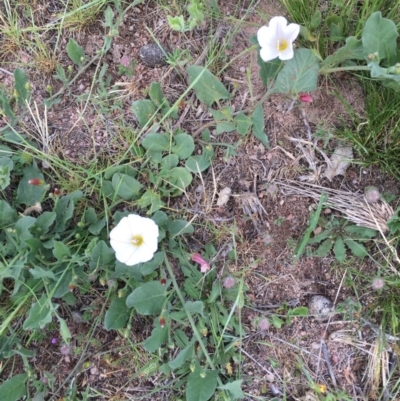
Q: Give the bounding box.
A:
[138,43,168,68]
[308,295,334,322]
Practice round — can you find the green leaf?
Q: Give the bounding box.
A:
[258,54,283,86]
[104,164,138,180]
[169,343,193,369]
[362,12,398,61]
[327,15,344,39]
[53,241,71,261]
[111,172,143,201]
[131,99,156,128]
[14,68,30,106]
[16,162,45,206]
[274,49,319,95]
[0,373,28,401]
[142,132,170,152]
[88,218,106,235]
[321,36,364,67]
[29,266,56,280]
[168,15,186,32]
[0,157,13,190]
[345,239,368,257]
[251,104,269,148]
[54,190,83,232]
[32,211,56,235]
[315,238,333,257]
[0,200,17,227]
[15,216,35,242]
[270,315,284,329]
[186,365,218,401]
[139,251,165,276]
[57,315,72,344]
[167,219,194,237]
[90,240,115,269]
[187,66,230,107]
[216,121,236,135]
[126,281,166,315]
[344,225,377,238]
[185,154,212,173]
[143,325,168,352]
[172,133,195,159]
[234,112,252,135]
[184,301,204,317]
[0,89,15,122]
[105,296,130,330]
[218,380,244,400]
[310,10,322,30]
[166,167,193,196]
[149,82,169,108]
[160,154,179,170]
[333,237,346,262]
[23,295,53,330]
[137,189,165,214]
[66,38,85,66]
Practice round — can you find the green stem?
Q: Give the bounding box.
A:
[163,253,226,387]
[320,65,371,74]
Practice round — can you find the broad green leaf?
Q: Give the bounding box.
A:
[168,15,185,32]
[216,121,235,135]
[139,251,165,276]
[310,10,321,30]
[104,164,138,180]
[84,207,97,224]
[137,189,165,214]
[88,218,106,235]
[210,106,233,121]
[166,167,193,196]
[0,200,17,227]
[0,157,13,190]
[257,53,283,86]
[167,219,194,237]
[57,315,72,344]
[90,240,115,269]
[218,380,245,400]
[16,162,45,206]
[32,211,56,235]
[185,154,212,173]
[15,216,35,242]
[315,238,333,257]
[234,112,252,135]
[168,343,193,369]
[321,36,364,67]
[149,82,169,108]
[142,132,170,152]
[327,15,344,39]
[186,366,218,401]
[29,266,56,280]
[14,68,30,106]
[143,325,168,352]
[111,172,143,201]
[362,12,398,61]
[344,225,377,237]
[53,241,71,261]
[23,295,53,330]
[126,281,166,315]
[270,315,284,328]
[172,133,195,159]
[0,373,28,401]
[333,237,346,262]
[184,301,204,317]
[187,66,230,107]
[160,154,179,170]
[152,210,169,227]
[274,49,319,95]
[251,104,269,148]
[54,190,83,232]
[66,38,85,66]
[345,239,368,257]
[105,296,130,330]
[131,99,156,128]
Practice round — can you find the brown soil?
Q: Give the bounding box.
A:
[1,1,400,400]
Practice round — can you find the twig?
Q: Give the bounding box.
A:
[321,340,338,388]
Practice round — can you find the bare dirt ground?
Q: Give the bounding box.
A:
[1,0,400,400]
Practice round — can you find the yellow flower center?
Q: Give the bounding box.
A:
[131,235,144,247]
[277,39,288,52]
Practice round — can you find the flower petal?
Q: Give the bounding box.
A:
[110,217,133,242]
[257,26,276,48]
[279,45,294,60]
[123,244,155,265]
[284,23,300,42]
[260,45,280,62]
[269,16,288,34]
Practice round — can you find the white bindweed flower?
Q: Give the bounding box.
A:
[257,16,300,62]
[110,214,159,266]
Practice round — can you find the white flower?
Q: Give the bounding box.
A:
[257,16,300,62]
[110,214,159,266]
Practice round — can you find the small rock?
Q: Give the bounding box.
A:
[138,43,168,68]
[308,295,334,322]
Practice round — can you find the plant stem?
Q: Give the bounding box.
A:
[320,65,371,74]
